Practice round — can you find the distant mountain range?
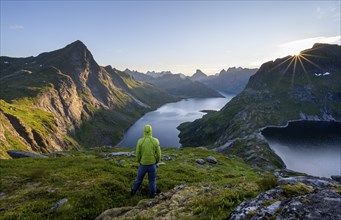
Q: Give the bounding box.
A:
[126,67,258,95]
[178,43,341,170]
[124,69,222,98]
[190,67,258,94]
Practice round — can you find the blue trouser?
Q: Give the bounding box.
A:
[131,164,157,196]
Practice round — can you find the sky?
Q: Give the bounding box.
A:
[0,1,340,75]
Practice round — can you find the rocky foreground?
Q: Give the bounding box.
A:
[95,154,341,220]
[230,171,341,220]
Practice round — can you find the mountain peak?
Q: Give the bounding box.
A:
[70,40,86,46]
[190,69,207,81]
[64,40,88,52]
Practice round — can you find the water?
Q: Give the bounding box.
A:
[262,121,341,177]
[118,93,234,148]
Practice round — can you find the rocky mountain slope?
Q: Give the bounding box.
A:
[178,43,341,170]
[0,41,177,158]
[125,69,223,98]
[190,67,258,94]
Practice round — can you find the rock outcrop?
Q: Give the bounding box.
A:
[7,150,48,159]
[229,173,341,220]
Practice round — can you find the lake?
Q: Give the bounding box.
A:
[262,121,341,177]
[118,94,234,148]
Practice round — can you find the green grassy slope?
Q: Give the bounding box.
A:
[0,147,274,220]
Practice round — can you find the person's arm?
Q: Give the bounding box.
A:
[136,140,141,163]
[155,139,161,163]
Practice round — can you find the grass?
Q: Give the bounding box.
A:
[0,147,272,220]
[0,99,67,158]
[0,99,57,137]
[0,66,68,102]
[280,182,314,197]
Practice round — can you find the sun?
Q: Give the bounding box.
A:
[270,47,323,84]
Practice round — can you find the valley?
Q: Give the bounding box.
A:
[0,41,222,158]
[1,41,340,220]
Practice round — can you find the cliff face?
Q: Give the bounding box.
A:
[0,41,176,158]
[178,43,341,169]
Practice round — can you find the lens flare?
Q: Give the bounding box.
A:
[270,47,324,85]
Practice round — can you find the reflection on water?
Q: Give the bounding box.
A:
[118,94,234,148]
[262,121,341,177]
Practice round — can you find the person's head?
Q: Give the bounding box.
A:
[143,124,153,137]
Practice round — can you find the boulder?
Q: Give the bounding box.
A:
[95,206,133,220]
[107,152,135,157]
[50,198,68,212]
[163,156,173,161]
[195,158,205,165]
[174,184,188,190]
[7,150,48,159]
[278,176,333,188]
[229,175,341,220]
[206,156,217,164]
[157,162,166,167]
[48,152,71,158]
[331,175,341,183]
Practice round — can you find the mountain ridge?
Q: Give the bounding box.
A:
[124,69,223,98]
[178,43,341,170]
[0,40,177,158]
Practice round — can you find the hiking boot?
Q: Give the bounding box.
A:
[149,193,156,198]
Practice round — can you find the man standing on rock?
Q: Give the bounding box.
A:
[131,124,161,198]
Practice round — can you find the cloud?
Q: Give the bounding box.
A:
[7,25,24,29]
[249,35,341,67]
[279,36,341,55]
[316,5,340,21]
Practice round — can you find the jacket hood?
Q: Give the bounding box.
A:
[143,124,153,137]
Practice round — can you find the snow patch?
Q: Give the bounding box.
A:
[4,61,9,64]
[315,72,330,77]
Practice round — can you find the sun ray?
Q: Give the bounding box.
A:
[291,56,298,85]
[300,55,322,70]
[270,45,327,88]
[270,56,293,72]
[297,55,312,84]
[299,52,325,59]
[283,56,296,74]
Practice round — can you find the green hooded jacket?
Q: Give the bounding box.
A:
[136,125,161,165]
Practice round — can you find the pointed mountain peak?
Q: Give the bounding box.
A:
[191,69,207,81]
[219,69,226,74]
[194,69,206,75]
[64,40,88,52]
[70,40,86,47]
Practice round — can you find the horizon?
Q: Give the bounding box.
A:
[1,1,340,75]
